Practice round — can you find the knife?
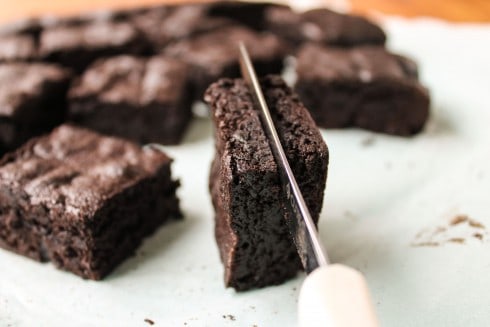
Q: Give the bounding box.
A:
[238,42,379,327]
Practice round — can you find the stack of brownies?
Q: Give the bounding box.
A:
[0,1,430,287]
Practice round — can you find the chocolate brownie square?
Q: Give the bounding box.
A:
[131,4,233,51]
[0,34,37,62]
[295,44,430,136]
[205,76,328,291]
[39,21,149,72]
[265,7,386,48]
[164,26,287,98]
[0,63,71,155]
[68,55,192,145]
[0,124,181,279]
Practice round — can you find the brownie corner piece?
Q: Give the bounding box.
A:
[295,44,430,136]
[0,124,181,279]
[0,62,71,155]
[68,55,193,145]
[205,75,328,291]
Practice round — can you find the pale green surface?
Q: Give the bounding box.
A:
[1,18,490,327]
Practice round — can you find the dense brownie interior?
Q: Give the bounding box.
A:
[205,76,328,291]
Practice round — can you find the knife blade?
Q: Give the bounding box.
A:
[238,42,379,327]
[238,41,328,273]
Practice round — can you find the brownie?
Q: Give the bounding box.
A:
[131,4,233,51]
[265,7,386,49]
[164,26,287,98]
[0,34,37,62]
[68,55,192,145]
[39,21,148,72]
[0,63,71,155]
[0,18,41,38]
[207,1,289,30]
[295,44,430,136]
[205,76,328,291]
[0,124,181,279]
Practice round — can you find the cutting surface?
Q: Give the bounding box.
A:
[1,16,490,327]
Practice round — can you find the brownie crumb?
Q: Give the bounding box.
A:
[468,219,485,229]
[449,215,485,229]
[450,215,469,226]
[412,214,487,247]
[144,318,155,325]
[223,314,236,321]
[361,135,376,147]
[473,233,484,240]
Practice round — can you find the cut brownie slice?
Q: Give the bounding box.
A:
[0,34,37,62]
[0,124,181,279]
[265,7,386,49]
[39,21,149,72]
[205,76,328,291]
[295,44,430,136]
[68,55,192,145]
[0,63,71,155]
[164,26,287,98]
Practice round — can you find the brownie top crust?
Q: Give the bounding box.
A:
[296,44,420,83]
[0,18,41,37]
[69,55,188,106]
[265,7,386,46]
[0,124,172,220]
[207,1,289,30]
[39,21,140,55]
[0,63,70,118]
[0,34,37,62]
[164,26,286,76]
[131,4,232,49]
[205,75,327,175]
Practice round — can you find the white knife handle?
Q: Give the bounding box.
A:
[298,264,379,327]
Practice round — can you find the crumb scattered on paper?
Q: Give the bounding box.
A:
[361,135,376,147]
[412,214,487,247]
[144,318,155,325]
[474,233,484,240]
[223,314,236,321]
[450,215,468,225]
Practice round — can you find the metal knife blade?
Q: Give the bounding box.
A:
[237,42,329,273]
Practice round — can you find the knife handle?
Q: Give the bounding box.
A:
[298,264,379,327]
